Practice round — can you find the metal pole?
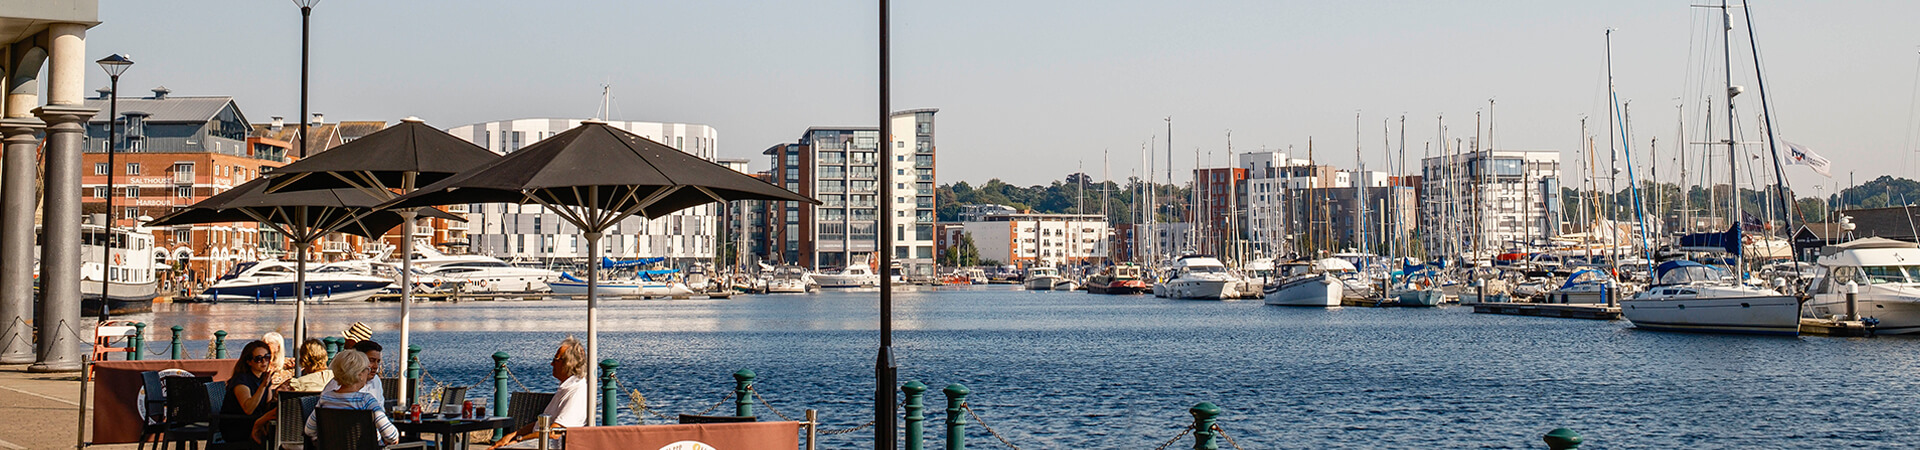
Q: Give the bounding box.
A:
[584,230,601,427]
[397,208,416,401]
[876,0,898,447]
[299,5,311,158]
[99,74,119,321]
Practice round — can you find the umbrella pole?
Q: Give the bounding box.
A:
[295,240,308,369]
[397,210,416,408]
[584,231,601,426]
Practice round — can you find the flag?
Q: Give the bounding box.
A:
[1783,140,1833,177]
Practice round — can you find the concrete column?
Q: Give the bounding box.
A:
[0,117,44,364]
[30,104,93,373]
[44,24,87,106]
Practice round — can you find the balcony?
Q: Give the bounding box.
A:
[172,173,194,185]
[322,241,353,253]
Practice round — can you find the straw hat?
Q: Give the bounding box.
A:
[344,322,373,342]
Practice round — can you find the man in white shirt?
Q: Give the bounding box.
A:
[490,336,590,449]
[322,340,384,398]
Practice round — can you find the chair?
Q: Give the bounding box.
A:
[272,392,321,450]
[160,376,216,450]
[433,387,468,416]
[309,409,428,450]
[677,414,757,424]
[91,320,141,364]
[504,392,554,431]
[138,371,169,450]
[377,378,419,408]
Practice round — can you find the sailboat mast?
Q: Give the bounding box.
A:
[1355,112,1366,254]
[1741,2,1798,247]
[1721,0,1744,275]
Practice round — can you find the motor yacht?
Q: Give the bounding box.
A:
[1158,255,1238,300]
[200,260,393,303]
[1023,266,1068,291]
[550,272,694,298]
[765,265,816,294]
[408,245,556,293]
[1620,260,1802,335]
[1264,259,1349,307]
[813,263,880,288]
[1807,237,1920,334]
[1086,263,1150,295]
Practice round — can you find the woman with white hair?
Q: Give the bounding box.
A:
[489,336,590,449]
[305,350,400,446]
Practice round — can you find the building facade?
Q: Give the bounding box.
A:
[957,212,1109,268]
[1419,149,1562,257]
[762,109,938,276]
[449,118,722,264]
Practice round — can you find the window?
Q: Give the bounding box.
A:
[94,186,108,198]
[94,163,109,175]
[123,207,137,219]
[126,186,139,198]
[173,229,191,242]
[176,186,192,197]
[126,163,141,175]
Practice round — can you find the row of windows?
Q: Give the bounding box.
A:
[93,186,196,198]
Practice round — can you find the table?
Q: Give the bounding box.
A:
[392,415,513,449]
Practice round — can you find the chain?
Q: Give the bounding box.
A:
[817,419,877,436]
[501,365,532,393]
[749,387,794,421]
[631,390,675,422]
[696,397,729,415]
[963,403,1021,450]
[1150,425,1195,450]
[1213,424,1247,450]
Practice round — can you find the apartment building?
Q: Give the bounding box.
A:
[1419,149,1562,256]
[762,109,939,276]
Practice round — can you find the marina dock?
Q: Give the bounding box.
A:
[1799,318,1874,337]
[1472,302,1622,320]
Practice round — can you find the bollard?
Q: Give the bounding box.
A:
[324,337,340,361]
[130,322,146,361]
[213,330,228,359]
[1543,428,1582,450]
[1476,279,1487,304]
[599,359,619,426]
[943,383,969,450]
[902,381,926,450]
[1190,402,1220,450]
[1846,281,1859,320]
[733,369,756,418]
[493,351,511,439]
[169,325,184,360]
[406,344,422,404]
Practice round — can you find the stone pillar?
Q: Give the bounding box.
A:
[0,116,43,364]
[30,103,94,373]
[44,24,88,106]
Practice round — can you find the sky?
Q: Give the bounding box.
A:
[72,0,1920,193]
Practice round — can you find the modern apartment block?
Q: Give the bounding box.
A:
[1419,149,1562,257]
[762,109,938,276]
[448,118,722,263]
[958,212,1109,268]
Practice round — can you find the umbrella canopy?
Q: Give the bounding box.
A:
[264,118,503,195]
[380,121,815,425]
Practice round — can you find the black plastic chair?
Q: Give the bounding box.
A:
[377,378,419,408]
[309,408,428,450]
[504,392,554,432]
[138,371,169,450]
[160,376,216,450]
[272,392,321,450]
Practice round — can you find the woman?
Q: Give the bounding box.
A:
[304,350,400,447]
[220,340,280,444]
[283,339,333,391]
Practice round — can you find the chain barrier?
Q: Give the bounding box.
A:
[963,403,1022,450]
[749,386,795,421]
[606,373,733,424]
[501,365,532,393]
[1213,424,1247,450]
[1150,424,1195,450]
[817,419,877,436]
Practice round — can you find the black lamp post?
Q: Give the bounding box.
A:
[96,53,132,321]
[295,0,319,158]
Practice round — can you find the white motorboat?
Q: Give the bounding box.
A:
[200,260,393,303]
[1023,266,1067,291]
[765,265,815,294]
[1542,268,1636,304]
[57,222,160,315]
[1264,259,1350,307]
[549,272,694,298]
[1807,237,1920,334]
[813,263,880,288]
[1620,260,1801,336]
[1158,255,1238,300]
[408,244,556,293]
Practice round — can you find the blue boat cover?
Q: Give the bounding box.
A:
[1676,225,1741,256]
[601,256,667,269]
[1652,260,1706,280]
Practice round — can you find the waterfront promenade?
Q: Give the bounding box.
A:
[0,365,118,450]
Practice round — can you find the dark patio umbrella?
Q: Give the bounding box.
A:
[260,117,498,401]
[149,177,461,355]
[380,121,815,422]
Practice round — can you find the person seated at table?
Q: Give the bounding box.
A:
[487,336,590,450]
[323,340,384,397]
[305,350,400,447]
[220,340,285,445]
[263,331,290,371]
[248,338,335,442]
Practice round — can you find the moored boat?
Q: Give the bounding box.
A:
[1621,260,1801,335]
[1086,263,1149,295]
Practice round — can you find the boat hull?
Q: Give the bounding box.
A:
[1621,295,1802,335]
[1391,288,1443,307]
[1087,280,1148,295]
[1264,275,1341,307]
[1166,280,1234,300]
[201,279,390,304]
[549,281,695,298]
[813,274,878,288]
[1806,293,1920,335]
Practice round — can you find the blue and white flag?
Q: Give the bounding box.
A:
[1783,140,1832,177]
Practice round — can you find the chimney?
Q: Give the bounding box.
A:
[95,87,112,99]
[310,112,325,125]
[271,116,284,132]
[150,86,170,100]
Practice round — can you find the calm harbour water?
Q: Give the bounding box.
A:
[134,285,1919,448]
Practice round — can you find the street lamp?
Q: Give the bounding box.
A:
[295,0,320,158]
[95,53,132,321]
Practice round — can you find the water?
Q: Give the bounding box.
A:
[137,285,1919,448]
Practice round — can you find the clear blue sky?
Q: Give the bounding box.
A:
[80,0,1920,194]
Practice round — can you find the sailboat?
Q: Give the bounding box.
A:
[1619,3,1802,335]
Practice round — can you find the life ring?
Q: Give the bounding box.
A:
[113,253,124,265]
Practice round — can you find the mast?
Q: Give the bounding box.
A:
[1741,1,1798,252]
[1473,112,1483,259]
[1721,0,1745,275]
[1607,28,1653,265]
[1103,149,1111,266]
[1355,112,1367,254]
[1398,115,1407,258]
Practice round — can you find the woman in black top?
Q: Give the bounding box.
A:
[219,340,282,444]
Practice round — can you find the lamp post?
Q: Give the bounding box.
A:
[296,0,318,158]
[95,54,132,322]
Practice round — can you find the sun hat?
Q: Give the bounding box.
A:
[344,322,372,342]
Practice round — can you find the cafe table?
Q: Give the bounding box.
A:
[392,413,514,449]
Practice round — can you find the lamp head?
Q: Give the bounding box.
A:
[96,54,133,78]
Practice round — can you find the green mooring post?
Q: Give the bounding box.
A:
[212,330,228,359]
[324,337,340,360]
[406,344,422,403]
[599,359,619,426]
[733,369,756,417]
[1190,402,1220,450]
[129,322,146,361]
[943,383,969,450]
[168,325,184,359]
[492,352,510,439]
[1543,428,1582,450]
[902,381,927,450]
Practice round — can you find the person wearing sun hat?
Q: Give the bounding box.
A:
[343,322,373,347]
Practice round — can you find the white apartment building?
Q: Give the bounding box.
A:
[1419,149,1562,257]
[447,118,722,263]
[960,212,1110,268]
